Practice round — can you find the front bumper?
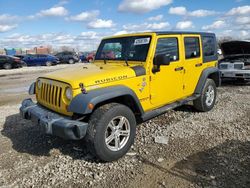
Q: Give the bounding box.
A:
[20,99,88,140]
[220,69,250,79]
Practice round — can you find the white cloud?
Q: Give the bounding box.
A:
[123,22,170,31]
[202,20,226,30]
[0,32,106,51]
[235,16,250,24]
[240,30,249,37]
[66,10,99,21]
[148,15,163,21]
[176,21,193,29]
[114,30,129,35]
[118,0,173,13]
[0,24,17,32]
[0,14,19,24]
[227,5,250,16]
[189,10,217,17]
[87,19,115,29]
[169,6,217,17]
[169,6,187,15]
[38,6,68,17]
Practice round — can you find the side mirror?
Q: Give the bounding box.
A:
[153,54,171,73]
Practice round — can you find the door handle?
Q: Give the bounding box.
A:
[175,67,184,71]
[195,63,202,67]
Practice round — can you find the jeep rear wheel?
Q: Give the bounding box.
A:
[86,103,136,162]
[193,78,216,112]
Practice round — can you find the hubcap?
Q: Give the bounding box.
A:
[105,116,130,152]
[205,85,215,106]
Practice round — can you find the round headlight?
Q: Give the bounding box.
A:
[65,87,73,100]
[37,79,42,89]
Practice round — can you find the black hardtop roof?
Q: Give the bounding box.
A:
[154,31,215,36]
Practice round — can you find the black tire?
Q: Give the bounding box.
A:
[193,78,217,112]
[68,59,75,64]
[85,103,136,162]
[3,63,12,70]
[46,61,52,66]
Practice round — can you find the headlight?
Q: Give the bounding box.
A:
[37,79,42,89]
[65,87,73,100]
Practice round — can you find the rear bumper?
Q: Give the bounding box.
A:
[20,99,88,140]
[220,69,250,79]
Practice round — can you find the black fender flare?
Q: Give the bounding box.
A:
[68,85,144,115]
[194,67,221,94]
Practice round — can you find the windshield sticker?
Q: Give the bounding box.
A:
[134,38,150,45]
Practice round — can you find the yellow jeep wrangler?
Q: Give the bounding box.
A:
[20,32,220,161]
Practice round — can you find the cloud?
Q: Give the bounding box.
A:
[169,6,218,17]
[118,0,173,14]
[227,5,250,16]
[0,24,17,32]
[87,19,115,29]
[148,15,163,21]
[113,30,129,35]
[176,21,194,29]
[0,14,19,24]
[123,22,170,31]
[66,10,99,21]
[38,6,68,17]
[169,7,187,16]
[0,32,105,51]
[189,10,217,17]
[236,16,250,24]
[202,20,226,30]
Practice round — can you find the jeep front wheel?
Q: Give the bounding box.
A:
[193,78,216,112]
[86,103,136,162]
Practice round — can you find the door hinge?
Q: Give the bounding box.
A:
[149,76,152,81]
[183,85,185,90]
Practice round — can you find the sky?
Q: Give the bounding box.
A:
[0,0,249,51]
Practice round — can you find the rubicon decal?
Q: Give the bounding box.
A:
[95,75,128,84]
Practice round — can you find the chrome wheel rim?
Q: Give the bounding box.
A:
[205,85,215,106]
[105,116,130,152]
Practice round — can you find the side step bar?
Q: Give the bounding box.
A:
[141,94,200,122]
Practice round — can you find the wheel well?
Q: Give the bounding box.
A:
[93,95,142,122]
[208,72,220,87]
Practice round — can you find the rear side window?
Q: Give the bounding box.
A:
[155,38,179,61]
[184,37,200,59]
[203,36,216,56]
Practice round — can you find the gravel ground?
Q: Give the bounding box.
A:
[0,65,249,188]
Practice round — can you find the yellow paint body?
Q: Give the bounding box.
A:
[35,32,217,116]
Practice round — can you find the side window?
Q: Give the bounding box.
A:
[184,37,200,59]
[203,36,215,56]
[155,38,179,61]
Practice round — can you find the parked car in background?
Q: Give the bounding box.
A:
[86,52,95,62]
[0,55,26,69]
[55,51,79,64]
[79,54,87,62]
[14,54,26,60]
[219,40,250,81]
[23,54,59,66]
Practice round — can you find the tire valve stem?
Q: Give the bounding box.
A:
[79,83,87,94]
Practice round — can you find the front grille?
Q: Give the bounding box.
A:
[40,82,63,107]
[36,78,71,115]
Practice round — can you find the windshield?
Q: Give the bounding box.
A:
[95,36,151,62]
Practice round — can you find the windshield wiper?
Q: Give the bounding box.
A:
[125,54,129,66]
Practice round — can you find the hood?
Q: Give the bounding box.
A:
[221,40,250,57]
[41,64,138,89]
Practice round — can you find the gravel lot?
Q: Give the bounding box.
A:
[0,65,249,188]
